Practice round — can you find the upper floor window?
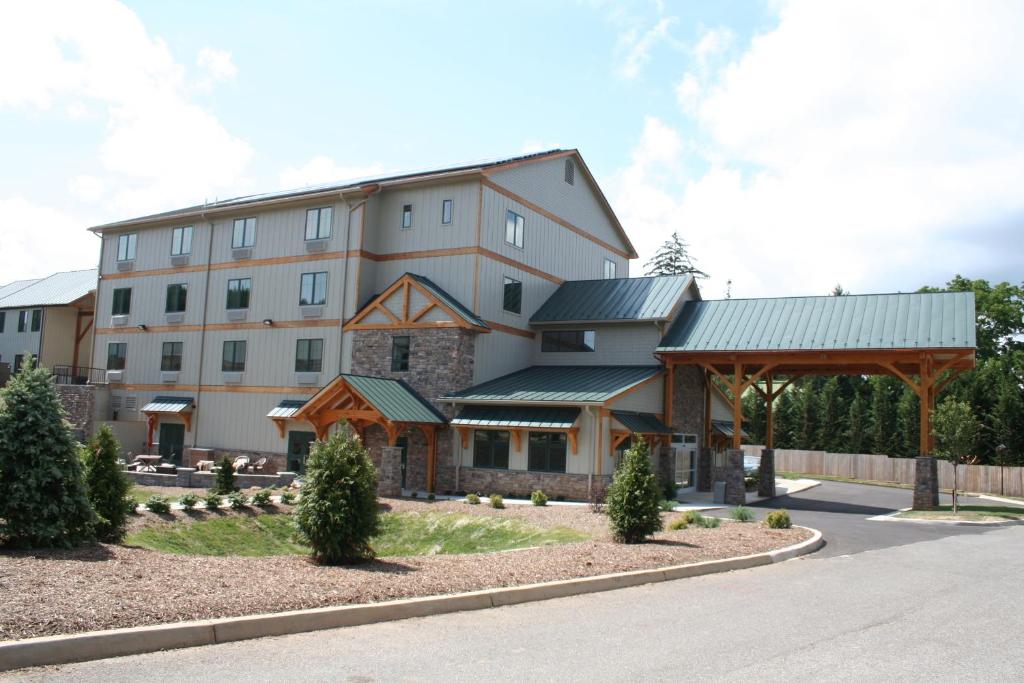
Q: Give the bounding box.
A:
[222,340,247,372]
[107,342,127,370]
[160,341,183,371]
[391,336,410,372]
[603,258,616,279]
[503,276,522,314]
[165,283,188,313]
[564,158,575,185]
[116,233,137,261]
[226,278,251,309]
[305,207,332,241]
[441,199,453,225]
[112,287,132,316]
[295,338,323,372]
[31,309,40,332]
[473,430,510,469]
[232,217,256,248]
[171,226,193,255]
[0,311,5,333]
[505,210,524,248]
[17,310,28,333]
[541,330,596,353]
[401,204,413,229]
[299,272,327,306]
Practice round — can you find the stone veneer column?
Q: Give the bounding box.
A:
[724,449,746,505]
[378,446,403,497]
[758,449,776,498]
[913,456,939,510]
[697,447,714,492]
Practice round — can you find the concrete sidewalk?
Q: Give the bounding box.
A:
[674,477,820,511]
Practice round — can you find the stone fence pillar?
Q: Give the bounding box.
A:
[913,456,939,510]
[758,449,776,498]
[725,449,746,505]
[378,446,403,497]
[697,447,714,492]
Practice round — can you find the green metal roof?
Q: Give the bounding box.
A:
[531,275,692,324]
[266,399,307,419]
[341,374,447,424]
[657,292,976,352]
[406,273,488,329]
[443,365,662,404]
[452,406,581,429]
[611,411,672,434]
[711,420,748,438]
[141,396,194,413]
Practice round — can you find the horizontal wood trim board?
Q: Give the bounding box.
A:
[344,321,465,332]
[117,384,319,394]
[95,319,341,335]
[103,251,354,280]
[482,320,535,339]
[480,178,630,260]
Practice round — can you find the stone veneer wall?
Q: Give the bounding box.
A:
[184,446,287,474]
[671,366,705,448]
[55,384,95,441]
[458,467,612,501]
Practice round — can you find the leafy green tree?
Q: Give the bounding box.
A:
[213,456,237,494]
[989,356,1024,466]
[606,437,663,543]
[295,430,380,564]
[870,376,900,456]
[847,390,869,453]
[83,425,131,543]
[932,397,980,513]
[895,387,920,457]
[919,276,1024,360]
[644,232,709,279]
[0,356,94,548]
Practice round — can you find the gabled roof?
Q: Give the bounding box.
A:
[657,292,977,352]
[345,273,488,332]
[0,269,97,309]
[610,411,673,434]
[406,274,487,329]
[313,374,447,424]
[452,406,581,429]
[531,275,693,324]
[442,365,662,404]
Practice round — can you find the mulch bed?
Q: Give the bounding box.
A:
[0,500,810,641]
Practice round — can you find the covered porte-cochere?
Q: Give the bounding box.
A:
[659,292,977,509]
[266,373,447,492]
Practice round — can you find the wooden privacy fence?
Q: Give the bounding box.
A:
[741,446,1024,498]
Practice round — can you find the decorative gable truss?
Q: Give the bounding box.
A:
[344,274,490,333]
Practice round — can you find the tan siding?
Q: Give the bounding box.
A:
[532,323,661,366]
[608,377,665,414]
[472,331,534,384]
[366,181,478,255]
[38,307,78,368]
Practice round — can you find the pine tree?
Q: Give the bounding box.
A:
[644,232,709,279]
[742,389,766,445]
[796,381,821,449]
[214,456,237,494]
[83,425,132,543]
[847,390,869,453]
[896,387,920,457]
[817,378,844,452]
[989,359,1024,466]
[870,377,900,455]
[774,388,798,449]
[0,356,94,548]
[605,437,663,543]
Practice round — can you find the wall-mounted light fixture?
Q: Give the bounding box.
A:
[262,319,273,326]
[136,324,147,331]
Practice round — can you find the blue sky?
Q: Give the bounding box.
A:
[1,0,1022,299]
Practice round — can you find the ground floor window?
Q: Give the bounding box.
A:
[528,432,567,473]
[473,429,509,469]
[287,430,316,473]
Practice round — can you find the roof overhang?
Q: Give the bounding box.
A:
[659,348,977,377]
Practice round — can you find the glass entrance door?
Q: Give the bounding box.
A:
[675,447,697,491]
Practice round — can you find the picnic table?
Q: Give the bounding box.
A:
[134,455,163,472]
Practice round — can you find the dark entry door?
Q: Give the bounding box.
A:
[158,423,185,464]
[397,436,409,489]
[287,431,316,473]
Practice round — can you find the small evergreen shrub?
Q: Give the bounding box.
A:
[606,437,662,543]
[144,495,171,514]
[531,490,548,506]
[466,493,481,505]
[227,492,247,510]
[698,515,721,529]
[668,518,689,531]
[179,492,199,510]
[730,506,754,522]
[489,494,504,509]
[410,491,419,499]
[279,490,296,505]
[681,510,701,525]
[251,489,272,507]
[204,492,222,509]
[662,479,677,501]
[745,470,760,492]
[659,499,677,511]
[213,456,237,495]
[295,431,380,565]
[682,510,719,527]
[766,509,792,529]
[82,425,132,542]
[427,492,436,502]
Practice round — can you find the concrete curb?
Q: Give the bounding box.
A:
[0,525,823,673]
[868,507,1024,526]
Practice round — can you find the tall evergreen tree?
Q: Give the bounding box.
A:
[817,378,845,452]
[847,389,869,453]
[796,380,822,450]
[83,425,132,543]
[644,232,709,279]
[989,357,1024,466]
[895,387,920,457]
[742,389,766,445]
[774,387,798,449]
[870,376,900,455]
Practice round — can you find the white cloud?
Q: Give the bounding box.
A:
[675,73,701,112]
[0,198,98,280]
[69,175,106,202]
[196,47,237,82]
[278,156,387,189]
[618,0,1024,298]
[693,26,733,67]
[615,16,677,79]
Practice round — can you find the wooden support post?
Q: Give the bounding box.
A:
[703,369,712,448]
[919,355,933,455]
[664,362,674,429]
[765,374,774,450]
[732,362,744,450]
[425,426,437,493]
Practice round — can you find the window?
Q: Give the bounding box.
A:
[305,207,333,240]
[391,336,410,372]
[502,276,522,314]
[13,355,24,373]
[30,309,41,332]
[170,226,193,255]
[473,430,510,469]
[564,158,575,185]
[299,272,328,306]
[232,217,256,248]
[505,210,524,248]
[226,278,251,309]
[116,233,137,261]
[441,199,453,225]
[165,283,188,313]
[17,310,28,333]
[295,338,323,372]
[0,311,4,333]
[107,342,127,370]
[528,432,567,473]
[160,342,183,371]
[401,204,412,229]
[222,340,247,372]
[604,258,616,279]
[541,330,596,353]
[112,288,132,316]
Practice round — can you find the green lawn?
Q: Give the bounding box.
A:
[897,505,1024,522]
[125,511,588,557]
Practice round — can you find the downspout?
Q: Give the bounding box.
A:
[337,196,354,374]
[191,211,215,447]
[89,234,104,376]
